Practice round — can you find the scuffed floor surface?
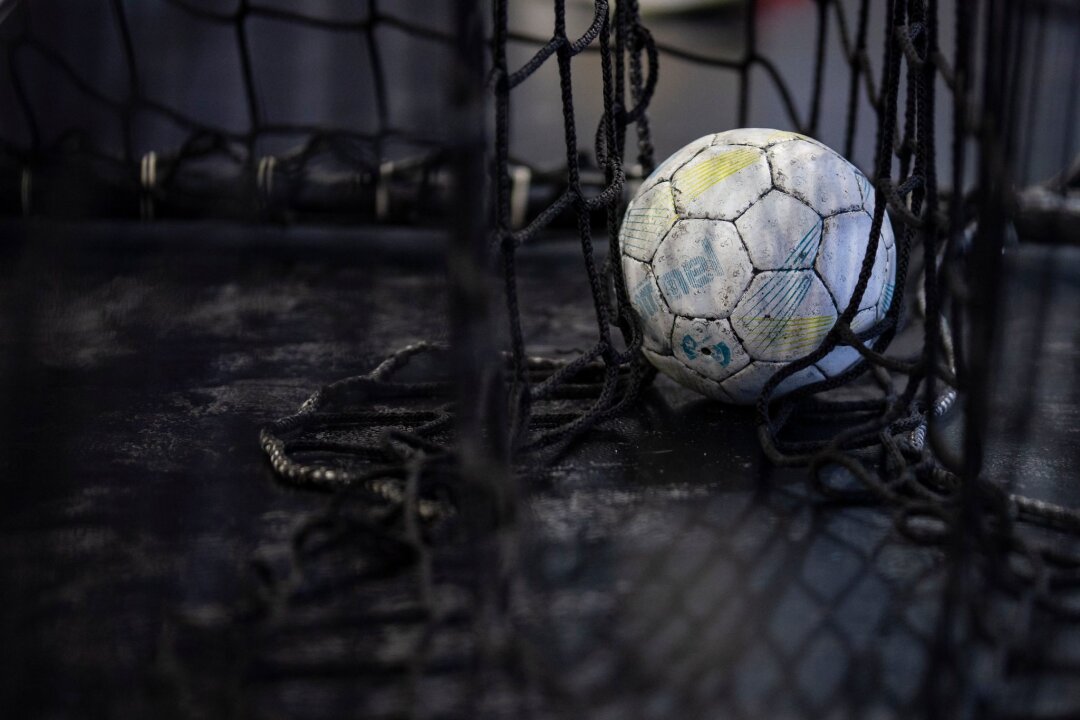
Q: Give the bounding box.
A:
[1,221,1078,719]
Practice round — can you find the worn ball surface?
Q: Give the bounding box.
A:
[619,128,896,404]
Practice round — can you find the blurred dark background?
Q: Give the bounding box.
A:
[1,0,1076,201]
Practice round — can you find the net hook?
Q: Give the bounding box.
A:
[509,165,531,230]
[139,151,157,221]
[257,155,277,208]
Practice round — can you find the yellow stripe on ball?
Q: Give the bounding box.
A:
[678,148,760,200]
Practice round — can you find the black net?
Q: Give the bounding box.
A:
[3,0,1080,718]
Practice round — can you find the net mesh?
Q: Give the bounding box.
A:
[3,0,1080,718]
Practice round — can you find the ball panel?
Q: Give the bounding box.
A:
[881,211,895,249]
[864,235,890,312]
[878,271,895,320]
[672,145,772,220]
[620,181,678,263]
[818,210,891,315]
[720,361,826,405]
[855,168,874,208]
[730,270,837,362]
[643,348,731,402]
[877,219,897,319]
[851,305,879,334]
[855,174,896,251]
[671,316,751,382]
[640,133,715,191]
[815,345,862,377]
[712,128,816,149]
[734,190,822,270]
[768,140,863,216]
[652,219,752,318]
[622,256,676,354]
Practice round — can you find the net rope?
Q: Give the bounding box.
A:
[3,0,1080,717]
[257,0,1080,714]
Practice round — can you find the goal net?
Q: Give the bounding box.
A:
[2,0,1079,717]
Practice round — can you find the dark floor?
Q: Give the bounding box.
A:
[0,220,1078,719]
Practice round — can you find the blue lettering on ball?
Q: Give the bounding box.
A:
[712,342,731,366]
[658,236,726,301]
[701,235,724,275]
[681,333,731,366]
[660,267,690,298]
[683,256,712,288]
[681,334,698,359]
[631,233,747,368]
[633,279,660,316]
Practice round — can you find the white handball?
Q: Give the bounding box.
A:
[619,128,896,404]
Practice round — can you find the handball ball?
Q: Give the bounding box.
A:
[619,128,895,404]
